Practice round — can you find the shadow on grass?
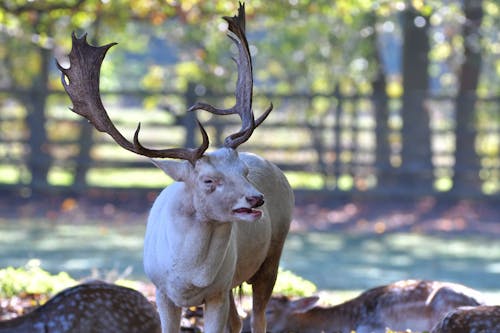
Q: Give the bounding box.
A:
[1,219,500,295]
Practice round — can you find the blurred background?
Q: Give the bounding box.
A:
[0,0,499,299]
[1,0,499,196]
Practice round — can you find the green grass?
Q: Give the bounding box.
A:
[0,165,22,184]
[0,260,76,298]
[241,268,317,297]
[0,263,317,300]
[1,219,500,300]
[2,163,464,192]
[0,160,498,193]
[86,168,172,188]
[283,171,324,190]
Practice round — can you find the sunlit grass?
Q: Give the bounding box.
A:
[3,222,500,304]
[434,177,453,192]
[86,168,172,188]
[284,171,324,190]
[0,165,20,184]
[337,174,354,190]
[47,167,74,186]
[1,163,498,193]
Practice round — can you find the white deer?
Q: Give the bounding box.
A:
[243,280,485,333]
[57,3,293,333]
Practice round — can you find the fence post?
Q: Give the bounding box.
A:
[400,7,433,194]
[26,46,52,193]
[333,84,343,190]
[372,71,393,191]
[73,121,93,190]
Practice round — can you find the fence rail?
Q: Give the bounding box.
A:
[1,86,499,198]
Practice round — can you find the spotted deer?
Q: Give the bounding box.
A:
[431,305,500,333]
[0,281,160,333]
[57,3,293,333]
[243,280,485,333]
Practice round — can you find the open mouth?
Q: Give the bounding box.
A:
[233,207,262,218]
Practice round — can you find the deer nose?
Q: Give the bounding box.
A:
[247,194,264,208]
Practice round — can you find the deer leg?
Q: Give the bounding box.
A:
[155,289,182,333]
[228,291,242,333]
[204,292,230,333]
[250,257,281,333]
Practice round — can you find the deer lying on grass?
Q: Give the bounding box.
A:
[57,3,293,333]
[431,305,500,333]
[0,281,160,333]
[242,280,485,333]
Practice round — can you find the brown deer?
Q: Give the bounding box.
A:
[0,281,160,333]
[57,3,293,333]
[431,305,500,333]
[243,280,485,333]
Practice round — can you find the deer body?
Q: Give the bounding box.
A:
[431,305,500,333]
[144,149,293,332]
[0,282,161,333]
[255,280,485,333]
[57,3,292,332]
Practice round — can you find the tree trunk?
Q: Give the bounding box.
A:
[399,7,433,193]
[26,45,51,192]
[373,70,393,191]
[367,12,393,192]
[452,0,483,195]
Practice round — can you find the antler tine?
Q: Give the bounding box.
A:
[57,32,208,166]
[188,2,273,149]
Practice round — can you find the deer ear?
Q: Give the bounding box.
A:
[150,159,192,182]
[290,296,320,313]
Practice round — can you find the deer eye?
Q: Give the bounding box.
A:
[202,177,218,193]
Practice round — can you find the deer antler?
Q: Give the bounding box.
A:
[188,2,273,149]
[57,32,208,166]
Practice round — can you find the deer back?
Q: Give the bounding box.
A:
[0,282,160,333]
[246,280,485,333]
[373,280,484,331]
[431,305,500,333]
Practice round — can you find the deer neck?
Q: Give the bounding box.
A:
[292,304,363,332]
[183,220,233,267]
[170,202,235,288]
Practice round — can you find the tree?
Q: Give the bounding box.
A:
[399,6,433,193]
[366,11,393,191]
[1,0,499,196]
[0,0,180,191]
[452,0,483,195]
[0,1,86,190]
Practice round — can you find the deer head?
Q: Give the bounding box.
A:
[259,296,320,332]
[57,2,272,223]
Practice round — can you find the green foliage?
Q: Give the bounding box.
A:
[273,268,317,296]
[0,260,77,298]
[0,1,386,93]
[241,268,317,297]
[2,0,500,95]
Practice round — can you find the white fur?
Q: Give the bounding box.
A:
[144,148,294,333]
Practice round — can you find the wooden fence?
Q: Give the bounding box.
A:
[0,86,499,199]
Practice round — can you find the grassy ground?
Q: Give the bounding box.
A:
[1,192,500,330]
[1,220,500,296]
